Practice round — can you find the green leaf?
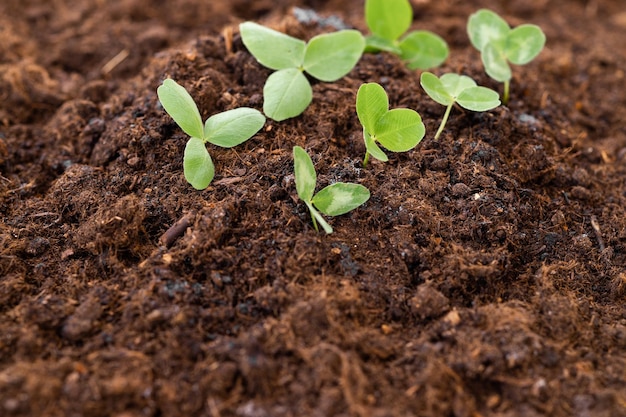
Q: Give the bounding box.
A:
[440,73,477,98]
[467,9,510,52]
[203,108,265,148]
[306,201,333,234]
[364,35,402,54]
[456,86,501,111]
[239,22,306,70]
[482,42,512,82]
[374,108,425,152]
[293,146,316,202]
[263,68,312,121]
[183,137,214,190]
[303,30,365,82]
[313,183,370,216]
[365,0,412,41]
[399,31,449,70]
[364,130,388,162]
[420,72,453,106]
[157,79,204,139]
[505,24,546,65]
[356,83,389,134]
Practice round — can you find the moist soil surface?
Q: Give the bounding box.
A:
[2,0,626,416]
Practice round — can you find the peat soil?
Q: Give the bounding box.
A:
[1,0,626,416]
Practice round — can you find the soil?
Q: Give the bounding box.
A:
[1,0,626,416]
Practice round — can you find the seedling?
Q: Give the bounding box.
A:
[293,146,370,234]
[240,22,365,121]
[467,9,546,104]
[356,83,425,166]
[157,78,265,190]
[420,72,501,140]
[364,0,448,70]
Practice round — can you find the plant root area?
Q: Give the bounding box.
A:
[1,0,626,416]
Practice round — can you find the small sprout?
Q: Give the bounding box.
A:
[157,78,265,190]
[420,72,501,140]
[364,0,449,70]
[293,146,370,234]
[356,83,425,166]
[467,9,546,104]
[240,22,365,121]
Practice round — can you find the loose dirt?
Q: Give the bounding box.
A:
[1,0,626,416]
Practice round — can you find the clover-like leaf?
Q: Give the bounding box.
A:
[313,183,371,216]
[183,137,214,190]
[421,72,500,140]
[356,83,389,134]
[157,79,204,139]
[399,31,449,70]
[467,9,509,52]
[375,108,425,152]
[263,68,312,121]
[482,42,512,82]
[505,24,546,65]
[303,30,365,82]
[365,0,412,41]
[239,22,306,70]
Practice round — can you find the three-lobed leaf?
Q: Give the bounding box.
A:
[184,137,215,190]
[204,107,266,148]
[303,30,365,82]
[263,68,312,121]
[505,24,546,65]
[421,72,500,111]
[239,22,306,70]
[157,78,204,139]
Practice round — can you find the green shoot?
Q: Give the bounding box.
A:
[240,22,365,121]
[356,83,425,166]
[157,78,265,190]
[467,9,546,104]
[293,146,370,234]
[420,72,501,140]
[364,0,448,70]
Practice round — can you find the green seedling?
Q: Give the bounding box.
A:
[356,83,425,166]
[364,0,448,70]
[467,9,546,104]
[293,146,370,234]
[420,72,501,140]
[240,22,365,121]
[157,78,265,190]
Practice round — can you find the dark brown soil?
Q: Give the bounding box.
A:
[2,0,626,416]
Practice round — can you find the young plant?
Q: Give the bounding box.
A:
[467,9,546,104]
[356,83,425,166]
[240,22,365,121]
[364,0,449,70]
[157,78,265,190]
[293,146,370,234]
[420,72,501,140]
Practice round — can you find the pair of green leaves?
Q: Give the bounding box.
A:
[293,146,370,234]
[420,72,501,140]
[157,79,265,190]
[356,83,425,165]
[467,9,546,103]
[240,22,365,121]
[365,0,448,70]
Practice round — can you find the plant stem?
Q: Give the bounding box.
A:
[434,102,453,140]
[503,80,510,105]
[363,152,370,167]
[307,203,319,232]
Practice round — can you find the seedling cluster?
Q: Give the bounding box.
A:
[157,6,545,233]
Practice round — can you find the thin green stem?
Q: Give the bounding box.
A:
[503,80,510,105]
[363,151,370,167]
[434,102,454,140]
[307,204,319,232]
